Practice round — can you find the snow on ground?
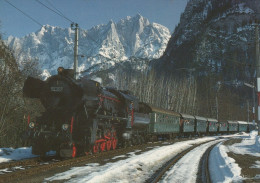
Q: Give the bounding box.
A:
[209,141,243,183]
[227,131,260,157]
[210,131,260,183]
[45,133,259,183]
[45,137,216,183]
[0,166,25,175]
[1,132,259,182]
[0,147,56,163]
[160,139,223,183]
[0,147,37,163]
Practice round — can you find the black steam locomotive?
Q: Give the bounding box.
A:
[23,67,150,157]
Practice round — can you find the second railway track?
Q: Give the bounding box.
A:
[146,139,223,183]
[197,141,220,183]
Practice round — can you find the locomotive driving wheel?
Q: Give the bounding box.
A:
[72,143,77,158]
[106,140,112,151]
[104,129,112,151]
[112,138,117,150]
[104,127,117,151]
[100,142,106,152]
[111,128,118,150]
[93,143,99,154]
[91,125,118,154]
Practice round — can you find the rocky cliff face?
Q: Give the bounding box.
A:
[159,0,260,82]
[6,14,170,79]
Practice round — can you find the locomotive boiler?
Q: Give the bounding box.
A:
[23,67,151,157]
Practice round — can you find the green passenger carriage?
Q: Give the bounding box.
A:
[148,106,180,138]
[180,113,195,136]
[248,122,255,132]
[228,120,238,133]
[237,121,248,132]
[194,116,207,135]
[207,118,218,134]
[218,121,228,134]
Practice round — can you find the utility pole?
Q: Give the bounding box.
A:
[71,23,79,80]
[247,100,249,123]
[244,82,256,126]
[215,95,219,120]
[253,86,256,126]
[215,82,221,121]
[255,21,260,135]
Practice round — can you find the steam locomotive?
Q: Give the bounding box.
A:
[23,67,254,158]
[23,67,150,157]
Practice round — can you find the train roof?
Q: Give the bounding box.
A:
[194,116,207,121]
[219,120,228,123]
[248,122,254,125]
[237,121,248,125]
[149,105,180,117]
[227,120,238,124]
[180,113,195,119]
[207,118,218,122]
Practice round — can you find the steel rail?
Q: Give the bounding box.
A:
[0,142,163,183]
[146,140,218,183]
[197,141,221,183]
[0,155,58,173]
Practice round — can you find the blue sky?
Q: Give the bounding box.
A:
[0,0,188,38]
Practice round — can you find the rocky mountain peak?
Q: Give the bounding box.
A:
[6,14,170,79]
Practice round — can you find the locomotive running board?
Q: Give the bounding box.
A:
[96,114,128,121]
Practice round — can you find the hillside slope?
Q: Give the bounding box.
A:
[159,0,260,82]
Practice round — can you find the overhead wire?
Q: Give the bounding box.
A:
[34,0,105,61]
[3,0,43,27]
[35,0,73,23]
[45,0,69,21]
[3,0,133,77]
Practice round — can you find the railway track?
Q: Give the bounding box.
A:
[0,149,124,182]
[0,141,172,183]
[196,141,220,183]
[0,137,223,183]
[145,139,222,183]
[0,155,62,176]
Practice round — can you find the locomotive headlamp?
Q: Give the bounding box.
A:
[29,122,35,129]
[62,124,69,131]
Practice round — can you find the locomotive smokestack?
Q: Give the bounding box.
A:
[23,76,48,98]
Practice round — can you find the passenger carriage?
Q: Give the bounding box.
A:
[180,113,195,137]
[218,120,228,134]
[248,122,255,132]
[228,120,238,133]
[237,121,248,133]
[207,118,218,135]
[148,106,180,140]
[194,116,207,136]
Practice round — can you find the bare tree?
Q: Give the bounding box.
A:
[0,39,44,147]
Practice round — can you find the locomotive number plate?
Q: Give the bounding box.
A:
[51,87,63,92]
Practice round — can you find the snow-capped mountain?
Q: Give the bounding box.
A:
[6,14,170,78]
